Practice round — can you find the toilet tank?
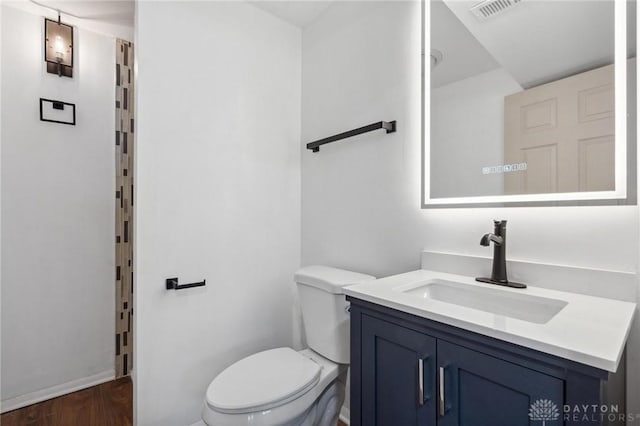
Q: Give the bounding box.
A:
[295,266,375,364]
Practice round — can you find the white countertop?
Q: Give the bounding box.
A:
[343,269,636,372]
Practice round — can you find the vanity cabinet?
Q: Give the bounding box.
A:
[349,297,623,426]
[361,315,437,425]
[436,340,563,426]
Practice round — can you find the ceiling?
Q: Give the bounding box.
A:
[248,1,334,28]
[28,0,628,89]
[32,0,334,30]
[430,0,500,88]
[439,0,617,89]
[34,0,134,27]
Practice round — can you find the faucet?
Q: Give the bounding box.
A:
[475,220,526,289]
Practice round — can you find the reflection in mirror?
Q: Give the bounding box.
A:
[425,0,636,206]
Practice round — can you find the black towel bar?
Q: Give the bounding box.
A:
[306,120,397,152]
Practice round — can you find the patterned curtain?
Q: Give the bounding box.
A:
[115,39,134,378]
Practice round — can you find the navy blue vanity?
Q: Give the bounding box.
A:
[347,296,626,426]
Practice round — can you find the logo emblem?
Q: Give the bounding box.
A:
[529,399,560,425]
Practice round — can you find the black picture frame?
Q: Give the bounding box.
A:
[40,98,76,126]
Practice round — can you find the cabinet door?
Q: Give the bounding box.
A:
[361,314,437,426]
[437,340,564,426]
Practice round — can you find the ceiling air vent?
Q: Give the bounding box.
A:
[470,0,522,21]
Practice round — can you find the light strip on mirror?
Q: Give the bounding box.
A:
[613,0,628,201]
[423,0,630,207]
[423,0,432,205]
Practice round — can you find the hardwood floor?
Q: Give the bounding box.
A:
[0,377,132,426]
[1,378,346,426]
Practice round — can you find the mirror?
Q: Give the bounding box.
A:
[423,0,636,207]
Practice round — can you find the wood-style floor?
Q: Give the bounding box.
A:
[1,377,347,426]
[0,377,132,426]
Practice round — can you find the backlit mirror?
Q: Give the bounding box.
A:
[423,0,637,207]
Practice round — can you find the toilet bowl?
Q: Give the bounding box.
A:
[199,266,375,426]
[202,348,347,426]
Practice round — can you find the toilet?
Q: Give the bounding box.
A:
[199,265,375,426]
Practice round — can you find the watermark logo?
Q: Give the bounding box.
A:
[528,401,639,423]
[564,403,639,423]
[529,399,560,425]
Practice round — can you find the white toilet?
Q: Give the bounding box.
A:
[199,265,375,426]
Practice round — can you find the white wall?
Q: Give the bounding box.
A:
[431,68,522,198]
[1,4,115,406]
[301,0,640,419]
[0,1,4,404]
[134,2,301,425]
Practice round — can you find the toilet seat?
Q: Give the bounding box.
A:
[202,348,345,426]
[206,347,321,414]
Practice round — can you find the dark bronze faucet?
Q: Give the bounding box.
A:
[476,220,526,289]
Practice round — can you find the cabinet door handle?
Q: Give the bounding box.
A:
[438,366,446,416]
[418,356,431,406]
[418,358,424,406]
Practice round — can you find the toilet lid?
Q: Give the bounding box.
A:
[206,347,321,414]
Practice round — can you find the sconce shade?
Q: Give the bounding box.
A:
[44,18,73,77]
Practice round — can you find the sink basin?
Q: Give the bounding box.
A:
[396,279,567,324]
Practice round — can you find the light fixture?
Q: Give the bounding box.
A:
[44,15,73,77]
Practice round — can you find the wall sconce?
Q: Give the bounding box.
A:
[44,16,73,78]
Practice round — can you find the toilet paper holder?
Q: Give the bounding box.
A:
[166,277,206,291]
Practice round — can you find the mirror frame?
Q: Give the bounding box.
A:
[422,0,637,208]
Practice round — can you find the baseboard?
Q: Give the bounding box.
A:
[1,369,115,413]
[339,406,350,425]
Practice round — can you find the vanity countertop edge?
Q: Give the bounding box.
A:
[343,269,636,373]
